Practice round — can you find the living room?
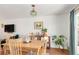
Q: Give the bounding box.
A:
[0,4,78,55]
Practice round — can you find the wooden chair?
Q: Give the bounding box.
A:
[40,37,48,55]
[3,39,10,55]
[8,39,22,55]
[3,38,34,55]
[0,44,3,55]
[3,39,23,55]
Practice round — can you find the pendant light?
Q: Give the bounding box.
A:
[31,5,37,16]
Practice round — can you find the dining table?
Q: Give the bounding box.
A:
[22,39,44,54]
[1,39,44,55]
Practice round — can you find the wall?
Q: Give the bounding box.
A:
[3,15,63,36]
[54,13,70,48]
[0,14,70,48]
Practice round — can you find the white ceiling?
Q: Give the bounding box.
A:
[0,4,77,19]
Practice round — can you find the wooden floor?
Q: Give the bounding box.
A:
[0,48,69,55]
[47,48,69,55]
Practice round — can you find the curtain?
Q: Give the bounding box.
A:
[70,9,75,55]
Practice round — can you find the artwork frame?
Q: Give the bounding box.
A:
[34,21,43,29]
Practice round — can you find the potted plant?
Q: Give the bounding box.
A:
[53,35,66,49]
[42,28,47,32]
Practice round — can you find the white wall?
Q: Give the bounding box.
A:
[3,15,63,36]
[0,14,70,48]
[55,13,70,48]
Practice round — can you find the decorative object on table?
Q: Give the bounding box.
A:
[15,34,19,39]
[34,21,43,29]
[25,35,31,43]
[30,4,37,16]
[26,39,31,43]
[53,35,66,49]
[29,32,35,40]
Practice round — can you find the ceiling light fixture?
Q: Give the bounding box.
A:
[31,4,37,16]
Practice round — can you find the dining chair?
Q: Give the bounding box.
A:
[0,44,3,55]
[40,37,48,55]
[3,39,10,55]
[7,39,22,55]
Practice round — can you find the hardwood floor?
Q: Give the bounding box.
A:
[47,48,69,55]
[0,48,69,55]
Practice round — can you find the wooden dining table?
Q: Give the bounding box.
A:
[22,40,44,54]
[1,39,44,55]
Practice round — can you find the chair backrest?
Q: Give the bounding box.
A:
[41,37,48,54]
[8,39,22,55]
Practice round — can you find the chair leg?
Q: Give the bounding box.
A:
[4,49,6,55]
[0,48,3,55]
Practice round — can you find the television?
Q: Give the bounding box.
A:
[4,24,15,33]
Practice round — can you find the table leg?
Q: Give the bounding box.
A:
[37,48,40,55]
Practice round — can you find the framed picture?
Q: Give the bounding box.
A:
[34,21,43,29]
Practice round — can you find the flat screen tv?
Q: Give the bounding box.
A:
[4,24,15,33]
